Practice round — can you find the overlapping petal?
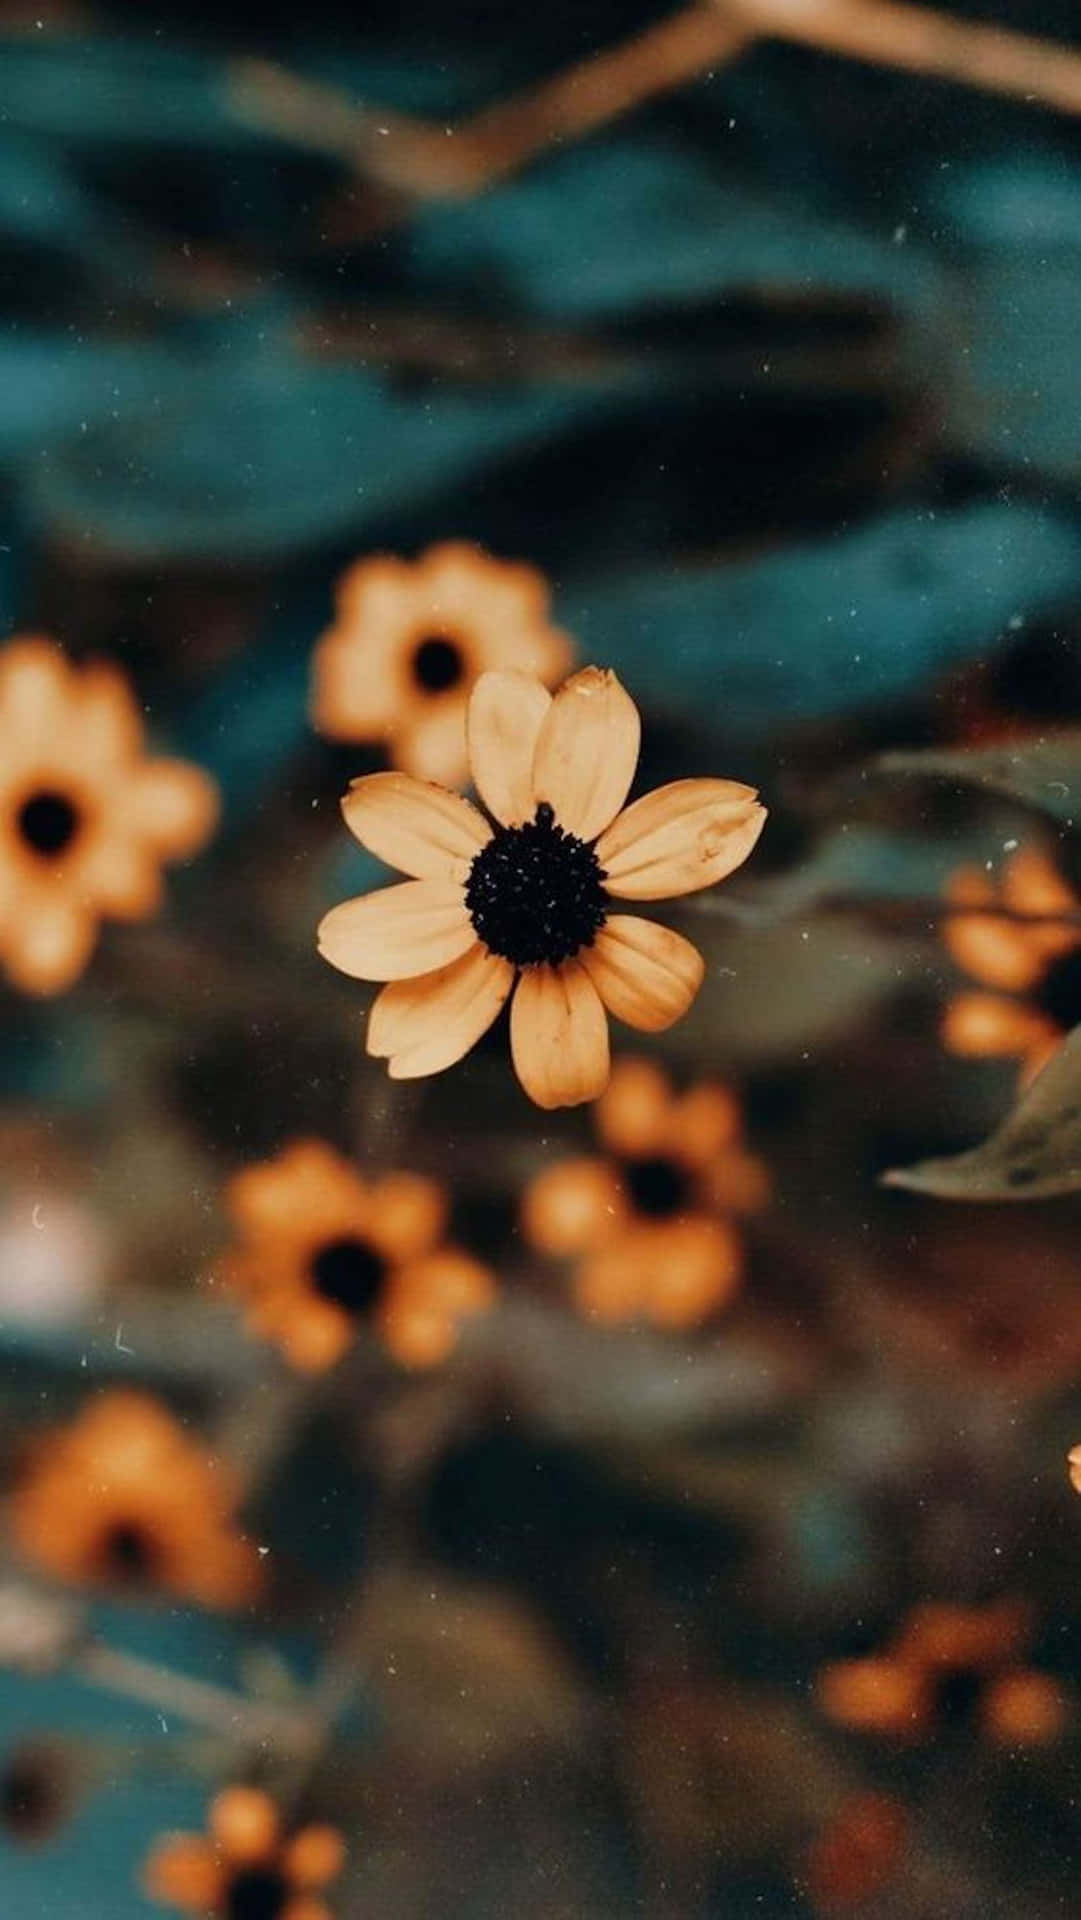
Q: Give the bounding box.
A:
[368,942,514,1077]
[597,778,766,899]
[342,771,490,878]
[531,667,640,842]
[467,670,552,826]
[579,915,704,1031]
[509,958,610,1109]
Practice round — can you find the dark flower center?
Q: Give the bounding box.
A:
[412,635,464,694]
[935,1667,984,1729]
[17,790,80,858]
[100,1521,158,1583]
[226,1865,289,1920]
[625,1155,691,1218]
[464,802,608,968]
[1035,946,1081,1033]
[1,1753,59,1840]
[310,1235,387,1315]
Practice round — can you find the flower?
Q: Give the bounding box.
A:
[310,542,574,786]
[521,1056,768,1326]
[144,1786,345,1920]
[220,1138,494,1371]
[804,1793,908,1911]
[942,848,1081,1082]
[318,666,767,1108]
[8,1391,260,1609]
[817,1598,1066,1746]
[0,636,218,995]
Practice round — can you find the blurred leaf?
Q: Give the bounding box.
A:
[564,505,1081,737]
[876,733,1081,827]
[884,1023,1081,1199]
[358,1571,590,1768]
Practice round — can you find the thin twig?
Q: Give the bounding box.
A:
[726,0,1081,117]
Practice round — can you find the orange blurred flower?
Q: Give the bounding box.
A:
[942,848,1081,1082]
[318,666,766,1108]
[804,1792,908,1911]
[220,1138,494,1371]
[310,541,574,786]
[145,1786,345,1920]
[817,1597,1066,1747]
[0,636,218,995]
[8,1391,259,1610]
[521,1056,768,1327]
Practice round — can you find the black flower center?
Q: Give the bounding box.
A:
[412,635,464,693]
[310,1235,387,1315]
[1035,946,1081,1033]
[100,1521,158,1583]
[1,1754,58,1840]
[935,1667,984,1729]
[17,790,80,858]
[464,802,608,968]
[226,1865,289,1920]
[625,1155,691,1218]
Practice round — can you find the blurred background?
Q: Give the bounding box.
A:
[5,0,1081,1914]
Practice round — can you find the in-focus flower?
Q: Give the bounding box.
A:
[220,1138,494,1371]
[0,637,218,995]
[144,1786,345,1920]
[942,848,1081,1082]
[817,1598,1066,1746]
[318,666,766,1108]
[9,1392,259,1609]
[521,1056,768,1326]
[310,542,573,786]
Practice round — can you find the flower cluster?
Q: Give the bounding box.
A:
[145,1787,345,1920]
[943,847,1081,1082]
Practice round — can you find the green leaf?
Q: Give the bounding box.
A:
[876,734,1081,827]
[884,1024,1081,1199]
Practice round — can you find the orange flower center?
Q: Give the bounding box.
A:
[1035,946,1081,1031]
[624,1156,691,1218]
[99,1520,159,1583]
[226,1863,289,1920]
[17,789,81,859]
[310,1235,387,1315]
[411,635,464,694]
[464,802,608,967]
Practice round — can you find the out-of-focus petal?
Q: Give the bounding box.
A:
[4,893,97,995]
[382,1249,494,1367]
[668,1082,742,1167]
[941,991,1055,1060]
[467,671,552,827]
[209,1787,279,1864]
[391,696,472,787]
[368,1172,447,1263]
[74,662,143,767]
[509,960,610,1109]
[593,1056,672,1157]
[597,779,765,900]
[521,1156,627,1257]
[367,943,514,1077]
[531,668,640,842]
[125,759,219,859]
[318,881,474,982]
[143,1836,223,1909]
[76,837,162,920]
[341,772,489,878]
[283,1826,347,1890]
[579,916,704,1031]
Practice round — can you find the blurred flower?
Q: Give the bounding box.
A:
[0,1740,76,1847]
[319,666,766,1108]
[817,1598,1067,1746]
[220,1139,494,1371]
[145,1785,345,1920]
[310,541,574,786]
[0,636,218,995]
[8,1392,259,1609]
[804,1792,908,1911]
[942,848,1081,1081]
[0,1188,108,1328]
[521,1056,768,1326]
[1068,1444,1081,1493]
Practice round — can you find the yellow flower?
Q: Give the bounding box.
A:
[0,636,218,995]
[310,541,573,786]
[318,666,766,1109]
[144,1787,345,1920]
[220,1138,494,1371]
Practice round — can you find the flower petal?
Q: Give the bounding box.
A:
[943,865,1047,991]
[520,1155,627,1256]
[390,695,472,787]
[467,670,553,826]
[283,1825,346,1889]
[593,1056,672,1157]
[941,990,1056,1060]
[318,881,474,982]
[531,667,640,842]
[3,893,97,995]
[597,779,766,900]
[124,759,219,858]
[210,1786,279,1864]
[579,916,704,1031]
[342,771,491,879]
[368,942,514,1076]
[509,959,610,1109]
[143,1837,224,1909]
